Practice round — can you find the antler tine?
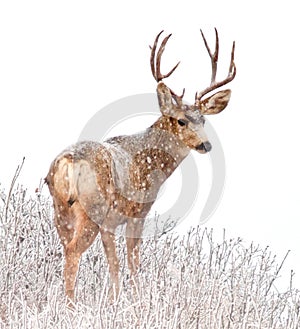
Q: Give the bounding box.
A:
[229,40,236,75]
[201,28,219,84]
[150,31,180,82]
[170,88,185,106]
[195,29,236,105]
[150,30,164,80]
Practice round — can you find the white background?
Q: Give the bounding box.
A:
[0,1,299,290]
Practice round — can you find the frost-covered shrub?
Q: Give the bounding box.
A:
[0,181,299,328]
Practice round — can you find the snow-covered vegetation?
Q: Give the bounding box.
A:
[0,172,299,328]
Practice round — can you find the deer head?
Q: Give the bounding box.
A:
[150,29,236,153]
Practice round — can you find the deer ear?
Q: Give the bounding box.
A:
[157,82,173,116]
[200,89,231,115]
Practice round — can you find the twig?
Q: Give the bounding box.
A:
[265,250,290,296]
[4,157,25,221]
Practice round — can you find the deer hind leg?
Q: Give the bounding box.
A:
[100,227,120,299]
[62,206,99,302]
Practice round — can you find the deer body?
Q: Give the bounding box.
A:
[46,30,236,302]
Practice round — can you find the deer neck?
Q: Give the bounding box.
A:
[149,115,190,168]
[102,116,191,206]
[107,115,190,178]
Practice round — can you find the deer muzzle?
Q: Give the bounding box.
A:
[196,141,212,153]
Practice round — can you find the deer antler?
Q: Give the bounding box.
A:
[150,31,185,106]
[150,30,180,82]
[195,28,236,106]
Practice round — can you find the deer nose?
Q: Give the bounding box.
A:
[196,141,212,152]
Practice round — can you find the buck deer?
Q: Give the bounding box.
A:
[46,28,236,302]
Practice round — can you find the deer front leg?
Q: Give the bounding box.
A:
[100,227,120,299]
[126,237,142,276]
[126,219,144,289]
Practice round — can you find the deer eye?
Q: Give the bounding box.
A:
[177,119,187,126]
